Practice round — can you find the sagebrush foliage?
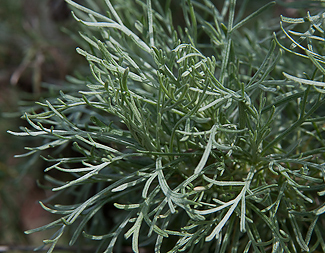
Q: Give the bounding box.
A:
[9,0,325,252]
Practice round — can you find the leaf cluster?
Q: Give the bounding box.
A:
[8,0,325,252]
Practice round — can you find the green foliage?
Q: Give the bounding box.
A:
[8,0,325,252]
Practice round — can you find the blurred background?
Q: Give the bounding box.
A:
[0,0,323,251]
[0,0,84,251]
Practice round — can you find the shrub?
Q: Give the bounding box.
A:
[9,0,325,252]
